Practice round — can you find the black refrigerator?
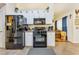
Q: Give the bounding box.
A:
[5,15,25,49]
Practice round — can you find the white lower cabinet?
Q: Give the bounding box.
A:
[25,32,55,47]
[25,32,33,46]
[47,32,55,46]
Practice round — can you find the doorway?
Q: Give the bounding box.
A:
[55,16,67,42]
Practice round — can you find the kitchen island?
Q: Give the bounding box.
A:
[25,31,55,47]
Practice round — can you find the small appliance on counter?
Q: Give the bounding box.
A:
[48,26,53,31]
[23,25,30,31]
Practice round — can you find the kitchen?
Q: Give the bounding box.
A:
[5,5,55,49]
[0,3,79,55]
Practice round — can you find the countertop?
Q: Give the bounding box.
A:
[24,31,55,32]
[47,30,55,32]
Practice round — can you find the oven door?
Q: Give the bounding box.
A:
[33,34,47,47]
[35,35,44,42]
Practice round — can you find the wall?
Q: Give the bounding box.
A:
[67,10,75,43]
[72,9,79,43]
[0,6,6,48]
[65,9,79,43]
[5,3,16,14]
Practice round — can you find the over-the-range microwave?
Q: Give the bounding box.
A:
[34,18,45,25]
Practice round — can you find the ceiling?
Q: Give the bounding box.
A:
[16,3,48,9]
[54,3,79,19]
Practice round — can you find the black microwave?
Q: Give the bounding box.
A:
[34,18,45,25]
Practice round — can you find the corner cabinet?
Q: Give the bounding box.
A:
[25,32,33,46]
[47,32,55,46]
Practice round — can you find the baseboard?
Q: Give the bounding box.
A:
[0,48,5,50]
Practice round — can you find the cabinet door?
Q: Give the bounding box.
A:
[33,10,39,18]
[39,10,45,18]
[25,32,33,46]
[30,13,34,24]
[46,13,52,24]
[27,12,33,24]
[47,32,55,46]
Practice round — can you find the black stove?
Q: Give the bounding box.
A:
[33,27,47,48]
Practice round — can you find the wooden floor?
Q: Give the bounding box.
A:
[53,42,79,55]
[0,42,79,55]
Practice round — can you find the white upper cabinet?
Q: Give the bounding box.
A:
[24,11,33,24]
[46,13,52,24]
[33,10,39,18]
[33,10,46,18]
[16,10,53,24]
[39,10,45,18]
